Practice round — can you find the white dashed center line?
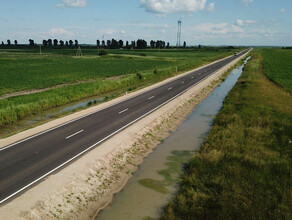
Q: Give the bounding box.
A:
[119,108,129,114]
[168,87,172,90]
[181,81,184,84]
[66,130,84,140]
[148,96,155,100]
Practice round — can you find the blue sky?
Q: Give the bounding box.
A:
[0,0,291,46]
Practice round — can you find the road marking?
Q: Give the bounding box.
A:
[191,76,194,79]
[199,73,201,75]
[0,51,249,204]
[181,81,184,84]
[119,108,128,114]
[65,130,84,140]
[148,96,155,100]
[168,87,172,90]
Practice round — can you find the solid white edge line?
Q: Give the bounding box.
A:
[65,130,84,140]
[0,52,246,152]
[0,51,249,204]
[118,108,128,114]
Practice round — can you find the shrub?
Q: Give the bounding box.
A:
[136,72,143,80]
[140,53,146,56]
[99,50,108,56]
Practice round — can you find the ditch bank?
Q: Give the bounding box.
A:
[0,52,249,220]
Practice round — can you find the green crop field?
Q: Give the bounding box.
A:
[262,48,292,92]
[160,49,292,219]
[0,48,238,128]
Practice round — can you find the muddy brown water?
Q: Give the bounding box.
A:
[96,57,250,220]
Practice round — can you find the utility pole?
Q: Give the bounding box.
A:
[176,20,182,47]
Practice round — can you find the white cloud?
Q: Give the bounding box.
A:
[140,0,207,14]
[194,22,245,35]
[48,28,75,37]
[207,2,215,12]
[280,8,286,13]
[241,0,253,6]
[235,19,256,26]
[57,0,87,8]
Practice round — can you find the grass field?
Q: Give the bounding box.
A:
[160,49,292,219]
[0,48,237,127]
[261,48,292,92]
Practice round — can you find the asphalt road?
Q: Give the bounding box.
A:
[0,50,249,204]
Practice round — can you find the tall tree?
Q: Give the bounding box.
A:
[118,40,123,48]
[7,39,11,46]
[53,39,58,46]
[43,40,48,47]
[59,40,64,47]
[97,40,100,48]
[183,41,186,48]
[1,41,4,46]
[102,40,105,48]
[166,42,170,48]
[65,41,69,47]
[48,39,52,47]
[110,38,118,49]
[74,40,78,47]
[136,39,147,49]
[69,40,73,47]
[126,41,129,48]
[29,39,34,46]
[14,40,18,46]
[106,40,111,48]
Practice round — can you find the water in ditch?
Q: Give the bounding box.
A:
[96,57,250,220]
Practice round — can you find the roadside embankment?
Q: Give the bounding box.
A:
[160,51,292,219]
[0,52,248,220]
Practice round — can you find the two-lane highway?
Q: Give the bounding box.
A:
[0,50,249,204]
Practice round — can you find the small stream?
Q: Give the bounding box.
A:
[96,57,250,220]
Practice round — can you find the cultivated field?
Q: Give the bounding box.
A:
[160,48,292,219]
[261,48,292,92]
[0,48,237,128]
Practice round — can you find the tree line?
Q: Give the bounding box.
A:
[1,38,187,49]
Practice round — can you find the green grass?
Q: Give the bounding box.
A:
[160,50,292,219]
[0,48,237,127]
[261,48,292,92]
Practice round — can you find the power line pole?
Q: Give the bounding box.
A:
[176,20,182,47]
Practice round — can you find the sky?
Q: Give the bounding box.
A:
[0,0,291,46]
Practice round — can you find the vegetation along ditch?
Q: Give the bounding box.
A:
[96,57,250,220]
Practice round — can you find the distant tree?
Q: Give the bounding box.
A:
[1,41,4,46]
[29,39,34,46]
[74,40,78,47]
[14,40,18,46]
[7,39,11,46]
[118,40,123,48]
[48,39,52,47]
[110,39,118,49]
[102,40,105,48]
[59,40,64,47]
[97,40,100,48]
[136,39,147,49]
[42,40,48,47]
[131,41,136,49]
[53,39,58,46]
[65,41,69,47]
[183,41,186,48]
[126,41,129,48]
[166,42,170,48]
[69,40,73,47]
[199,44,201,49]
[106,40,111,48]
